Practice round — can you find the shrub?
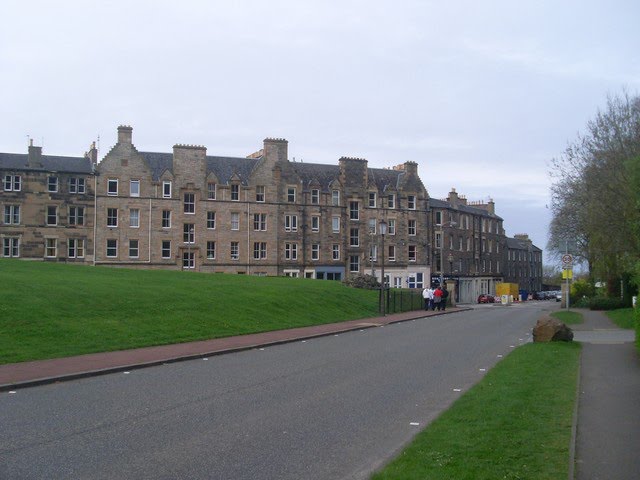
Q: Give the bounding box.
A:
[571,295,591,308]
[589,296,627,310]
[572,279,596,298]
[343,273,380,290]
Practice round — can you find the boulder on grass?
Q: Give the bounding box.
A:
[532,316,574,342]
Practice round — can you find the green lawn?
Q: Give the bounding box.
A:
[605,308,636,329]
[0,259,380,364]
[551,309,584,324]
[372,342,581,480]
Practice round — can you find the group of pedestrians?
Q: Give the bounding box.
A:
[422,284,449,311]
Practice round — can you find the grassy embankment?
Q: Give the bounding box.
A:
[551,309,584,325]
[0,259,380,364]
[372,342,581,480]
[605,308,636,329]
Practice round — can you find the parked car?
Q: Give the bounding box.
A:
[477,294,495,304]
[556,292,562,302]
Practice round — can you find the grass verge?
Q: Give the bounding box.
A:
[0,259,380,364]
[551,310,584,325]
[605,308,635,329]
[372,342,581,480]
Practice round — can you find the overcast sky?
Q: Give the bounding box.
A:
[2,0,639,261]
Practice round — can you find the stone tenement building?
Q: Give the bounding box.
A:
[1,125,543,300]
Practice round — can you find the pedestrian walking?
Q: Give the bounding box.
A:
[433,286,443,311]
[441,285,449,311]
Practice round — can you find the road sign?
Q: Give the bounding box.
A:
[562,254,573,266]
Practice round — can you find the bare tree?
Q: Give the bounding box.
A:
[548,91,640,284]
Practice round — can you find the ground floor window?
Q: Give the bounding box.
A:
[3,237,19,257]
[207,241,216,260]
[230,242,239,260]
[182,251,195,269]
[45,238,57,258]
[407,272,424,289]
[162,240,171,259]
[129,239,139,258]
[106,239,117,258]
[68,238,85,258]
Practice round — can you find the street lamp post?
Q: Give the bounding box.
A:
[379,219,387,316]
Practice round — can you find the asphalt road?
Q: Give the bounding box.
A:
[0,303,549,480]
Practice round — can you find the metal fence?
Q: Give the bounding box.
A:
[385,288,424,313]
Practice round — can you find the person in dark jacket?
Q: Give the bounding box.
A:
[441,285,449,310]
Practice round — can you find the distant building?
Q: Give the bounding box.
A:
[428,189,505,303]
[93,126,430,287]
[0,126,543,300]
[0,140,96,261]
[503,234,543,294]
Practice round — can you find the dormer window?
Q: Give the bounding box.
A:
[231,184,240,201]
[387,194,395,209]
[368,192,376,208]
[311,189,319,204]
[208,182,216,200]
[163,181,172,198]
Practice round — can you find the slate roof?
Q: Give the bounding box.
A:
[506,237,542,251]
[138,152,261,184]
[429,198,503,220]
[291,163,405,192]
[0,152,93,174]
[207,156,260,185]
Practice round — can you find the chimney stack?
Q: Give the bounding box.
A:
[117,125,133,144]
[27,139,43,167]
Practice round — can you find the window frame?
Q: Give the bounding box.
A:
[69,206,84,226]
[368,192,376,208]
[129,208,140,228]
[130,179,140,197]
[183,192,195,214]
[230,241,240,260]
[206,241,216,260]
[106,239,118,258]
[129,239,139,258]
[207,182,216,200]
[45,238,57,258]
[207,211,216,230]
[161,240,172,259]
[107,208,118,227]
[46,205,58,226]
[107,179,118,196]
[349,201,359,220]
[349,227,359,247]
[311,189,320,204]
[4,204,20,225]
[3,237,20,257]
[47,176,58,193]
[162,210,171,229]
[255,185,265,202]
[163,181,172,198]
[231,184,240,201]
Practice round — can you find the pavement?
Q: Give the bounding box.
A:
[1,304,638,479]
[571,309,640,480]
